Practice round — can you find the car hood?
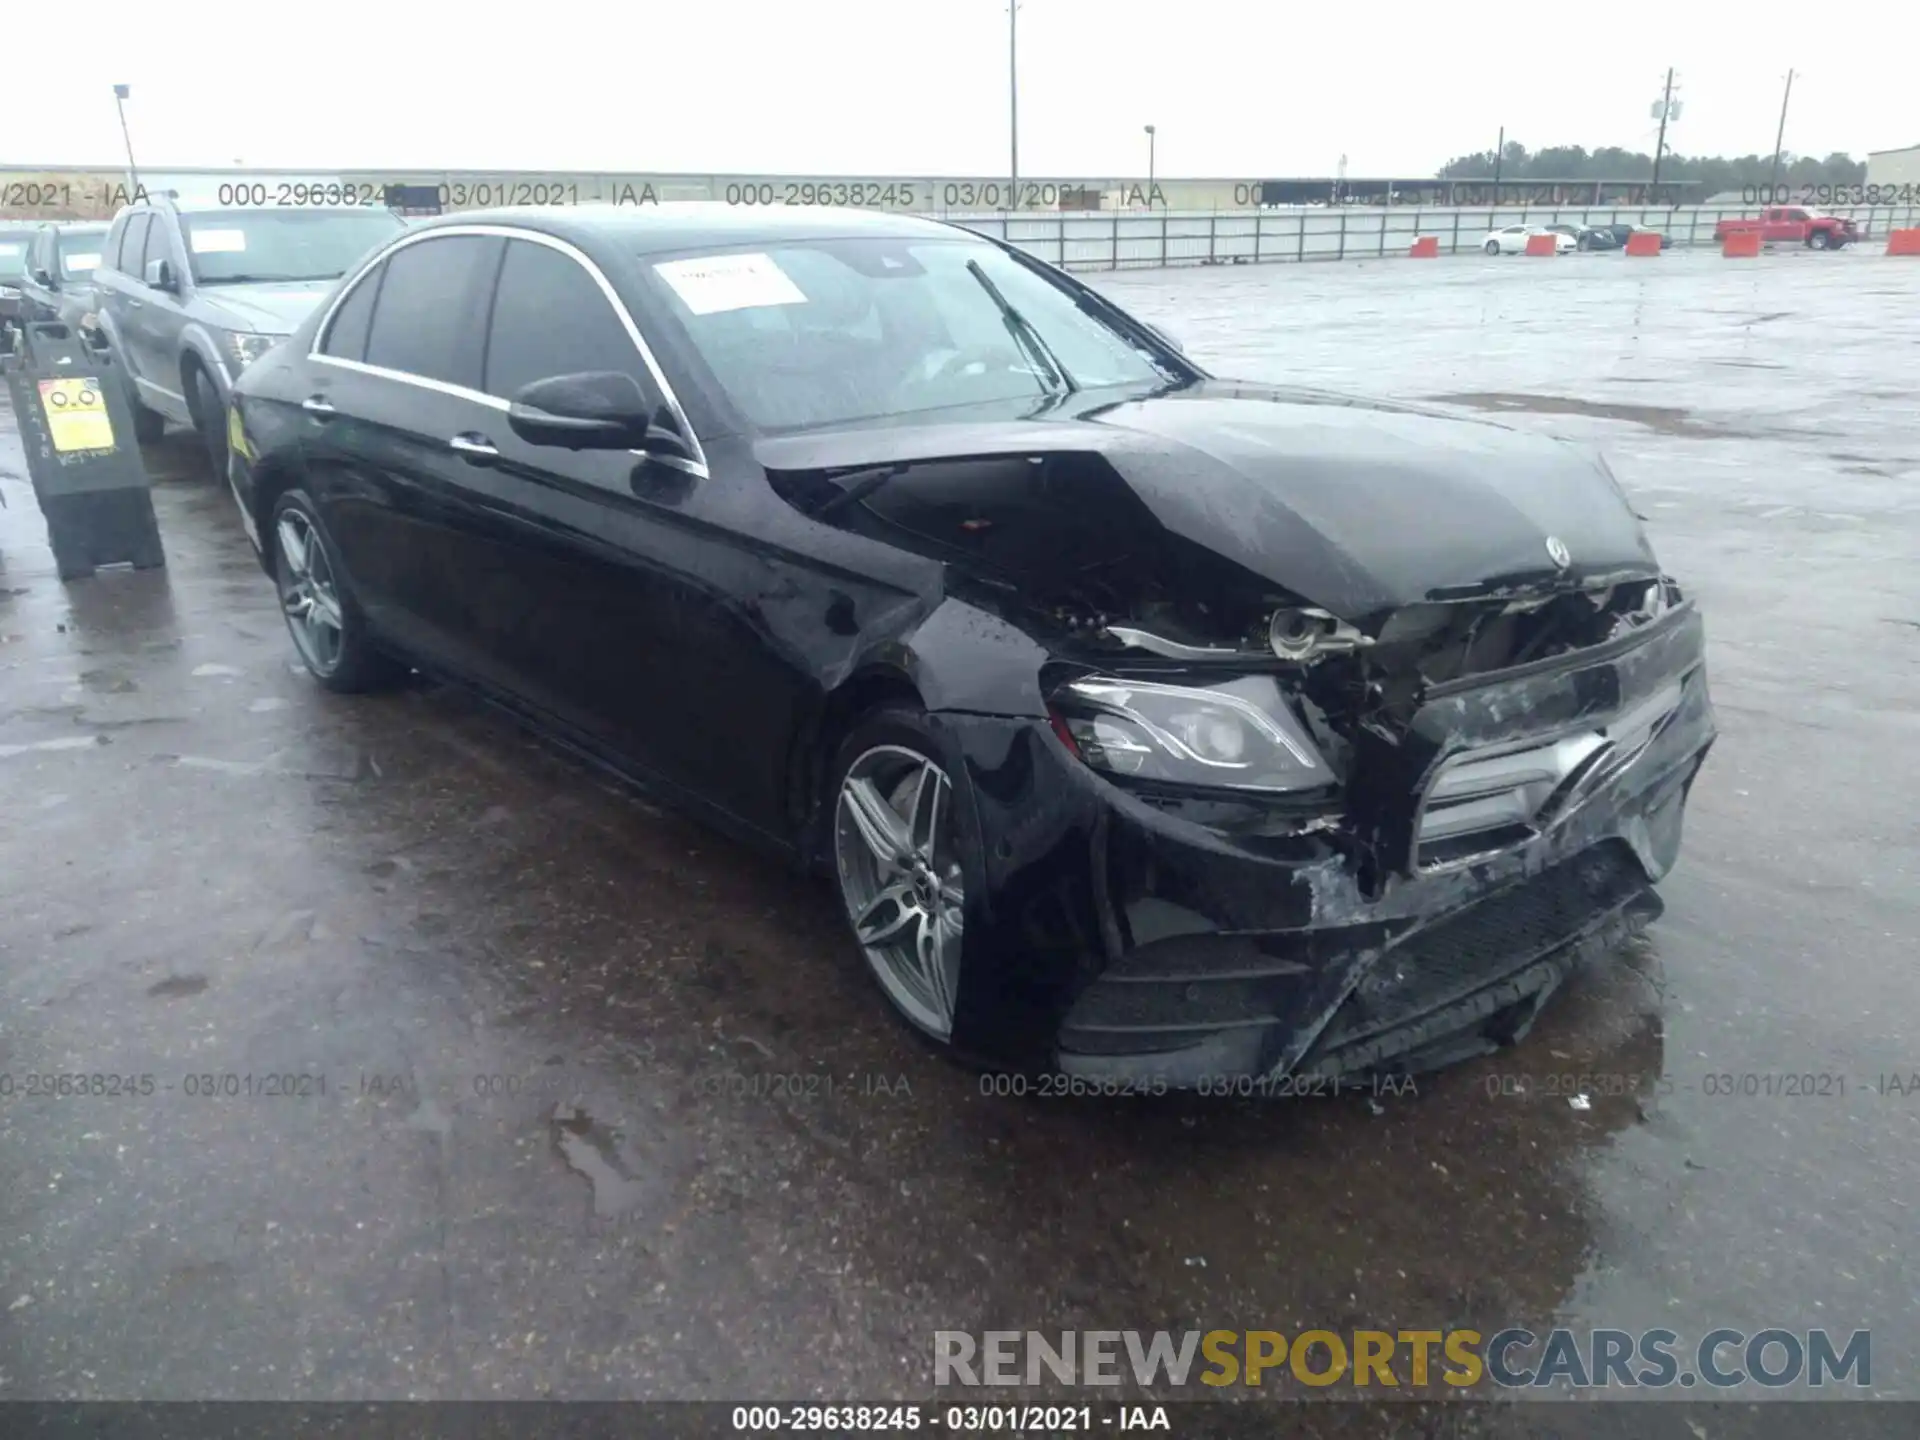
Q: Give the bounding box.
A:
[197,280,336,334]
[753,382,1659,622]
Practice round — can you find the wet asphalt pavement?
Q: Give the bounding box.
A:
[1,246,1916,1431]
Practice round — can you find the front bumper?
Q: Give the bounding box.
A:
[939,602,1715,1087]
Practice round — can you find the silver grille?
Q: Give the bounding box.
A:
[1415,680,1684,868]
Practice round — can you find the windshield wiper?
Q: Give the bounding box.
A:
[965,259,1077,397]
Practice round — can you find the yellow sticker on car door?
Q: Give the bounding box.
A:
[38,376,116,454]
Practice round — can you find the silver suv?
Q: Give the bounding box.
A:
[92,195,405,470]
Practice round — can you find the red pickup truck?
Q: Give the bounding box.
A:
[1713,206,1859,249]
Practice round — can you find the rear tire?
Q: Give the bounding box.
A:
[270,488,406,694]
[1484,240,1500,255]
[130,399,166,444]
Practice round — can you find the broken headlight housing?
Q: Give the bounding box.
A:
[1050,675,1336,794]
[225,330,289,371]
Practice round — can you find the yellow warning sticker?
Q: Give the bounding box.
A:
[38,376,117,454]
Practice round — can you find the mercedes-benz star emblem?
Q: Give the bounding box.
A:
[1545,535,1572,569]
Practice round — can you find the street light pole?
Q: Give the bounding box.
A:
[112,84,141,195]
[1144,124,1156,187]
[1008,1,1019,211]
[1767,70,1795,202]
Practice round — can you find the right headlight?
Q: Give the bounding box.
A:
[1050,675,1336,794]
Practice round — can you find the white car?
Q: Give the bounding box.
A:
[1480,224,1577,256]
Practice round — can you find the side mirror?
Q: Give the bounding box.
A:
[144,258,178,292]
[508,370,670,452]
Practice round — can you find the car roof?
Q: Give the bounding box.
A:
[401,202,971,257]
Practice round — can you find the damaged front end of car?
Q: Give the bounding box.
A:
[760,407,1716,1087]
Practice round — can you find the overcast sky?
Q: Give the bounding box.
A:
[2,1,1909,177]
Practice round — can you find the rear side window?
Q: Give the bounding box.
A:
[482,239,639,400]
[363,235,499,390]
[320,263,383,362]
[117,214,152,274]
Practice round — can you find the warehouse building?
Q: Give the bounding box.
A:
[1865,144,1920,187]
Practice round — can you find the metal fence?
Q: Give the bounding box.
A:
[944,204,1920,272]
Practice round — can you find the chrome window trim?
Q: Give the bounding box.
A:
[310,223,709,478]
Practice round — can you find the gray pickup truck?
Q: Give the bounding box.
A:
[92,195,405,470]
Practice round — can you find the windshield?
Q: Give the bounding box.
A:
[59,228,109,280]
[179,208,406,284]
[644,237,1175,432]
[0,234,29,282]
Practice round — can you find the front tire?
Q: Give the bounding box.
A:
[1807,231,1831,250]
[828,707,973,1048]
[270,489,405,694]
[189,367,230,481]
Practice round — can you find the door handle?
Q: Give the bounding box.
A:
[448,433,499,462]
[302,396,336,418]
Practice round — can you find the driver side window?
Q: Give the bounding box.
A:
[482,239,642,400]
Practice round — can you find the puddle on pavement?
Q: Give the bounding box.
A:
[1425,392,1748,438]
[552,1100,648,1218]
[148,974,209,998]
[0,734,106,759]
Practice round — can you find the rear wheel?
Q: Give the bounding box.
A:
[270,489,406,694]
[828,708,971,1048]
[129,396,166,444]
[1484,240,1500,255]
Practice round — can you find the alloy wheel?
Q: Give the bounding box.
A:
[275,510,346,677]
[833,744,966,1039]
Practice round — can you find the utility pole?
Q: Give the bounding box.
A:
[1008,1,1019,211]
[1650,68,1676,199]
[1767,70,1795,202]
[1144,125,1156,186]
[1493,125,1504,201]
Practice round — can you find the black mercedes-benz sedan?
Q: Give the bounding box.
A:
[226,204,1715,1089]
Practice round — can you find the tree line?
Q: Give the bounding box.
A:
[1436,142,1865,194]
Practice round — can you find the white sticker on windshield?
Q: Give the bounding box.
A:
[66,252,101,272]
[653,252,806,316]
[189,229,248,255]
